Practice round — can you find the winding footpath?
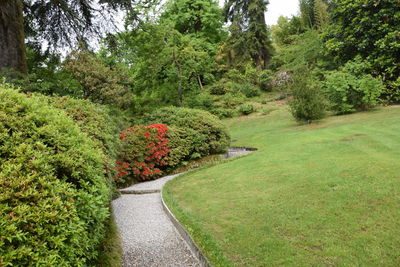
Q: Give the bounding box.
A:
[112,148,254,267]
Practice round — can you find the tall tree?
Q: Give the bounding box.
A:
[299,0,329,30]
[160,0,224,43]
[0,1,27,74]
[0,0,152,75]
[224,0,272,69]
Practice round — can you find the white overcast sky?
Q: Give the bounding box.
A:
[218,0,300,25]
[264,0,300,25]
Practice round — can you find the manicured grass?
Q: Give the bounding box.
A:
[164,105,400,266]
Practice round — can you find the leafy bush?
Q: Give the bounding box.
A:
[64,50,133,108]
[46,96,124,175]
[239,104,257,115]
[233,82,261,98]
[323,0,400,101]
[0,83,110,265]
[258,70,273,91]
[323,60,383,114]
[141,107,230,158]
[116,124,169,184]
[209,81,228,95]
[289,73,327,122]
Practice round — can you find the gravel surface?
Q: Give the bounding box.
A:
[112,192,200,266]
[119,174,182,194]
[113,148,256,266]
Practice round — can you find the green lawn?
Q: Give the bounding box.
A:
[163,105,400,266]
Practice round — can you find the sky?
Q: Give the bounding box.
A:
[264,0,300,25]
[218,0,300,25]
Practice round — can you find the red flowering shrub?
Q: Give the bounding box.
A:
[116,124,169,184]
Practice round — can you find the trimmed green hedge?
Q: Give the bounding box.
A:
[0,84,110,265]
[141,107,230,160]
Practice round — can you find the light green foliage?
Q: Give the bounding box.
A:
[233,83,261,98]
[141,107,230,157]
[64,50,133,108]
[258,69,273,91]
[288,71,327,122]
[165,105,400,266]
[299,0,330,30]
[323,0,400,101]
[45,96,127,187]
[160,0,224,43]
[108,24,213,109]
[271,30,327,72]
[323,59,384,114]
[0,83,110,265]
[271,16,306,46]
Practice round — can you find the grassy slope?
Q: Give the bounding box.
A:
[164,105,400,266]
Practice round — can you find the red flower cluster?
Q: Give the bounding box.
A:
[116,124,169,181]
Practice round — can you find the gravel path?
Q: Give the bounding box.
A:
[112,148,256,266]
[112,174,200,267]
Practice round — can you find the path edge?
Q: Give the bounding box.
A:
[161,188,213,267]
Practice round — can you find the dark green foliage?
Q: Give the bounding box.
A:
[239,104,256,115]
[141,107,230,157]
[323,0,400,101]
[224,0,273,69]
[288,72,327,122]
[23,0,148,49]
[0,83,110,265]
[323,59,384,114]
[5,47,83,97]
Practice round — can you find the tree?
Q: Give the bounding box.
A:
[105,23,212,109]
[299,0,329,30]
[323,0,400,101]
[224,0,273,70]
[160,0,224,43]
[0,0,150,75]
[0,1,27,74]
[271,16,306,46]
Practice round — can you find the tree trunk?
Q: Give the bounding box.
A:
[0,0,27,75]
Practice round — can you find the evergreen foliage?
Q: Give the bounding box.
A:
[224,0,273,69]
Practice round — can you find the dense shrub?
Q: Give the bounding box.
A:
[46,96,124,178]
[289,73,327,122]
[239,104,256,115]
[258,70,273,91]
[141,107,230,157]
[116,124,169,184]
[64,50,133,108]
[233,82,261,98]
[323,60,383,114]
[208,81,229,95]
[0,84,110,265]
[323,0,400,101]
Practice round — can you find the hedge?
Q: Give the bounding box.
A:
[141,107,230,158]
[0,83,110,266]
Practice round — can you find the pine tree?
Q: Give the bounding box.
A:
[224,0,273,70]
